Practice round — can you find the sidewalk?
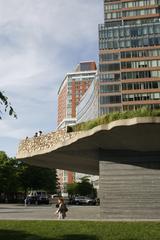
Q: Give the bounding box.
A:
[0,204,100,220]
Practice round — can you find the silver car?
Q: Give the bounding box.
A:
[73,196,96,205]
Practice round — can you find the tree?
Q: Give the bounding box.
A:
[18,163,57,194]
[0,152,20,202]
[77,177,95,197]
[0,91,17,119]
[67,176,97,198]
[0,151,57,202]
[67,183,79,196]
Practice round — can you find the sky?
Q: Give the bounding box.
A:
[0,0,103,157]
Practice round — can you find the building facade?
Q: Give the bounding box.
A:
[99,0,160,115]
[76,73,99,123]
[56,0,160,195]
[57,61,97,129]
[57,61,97,193]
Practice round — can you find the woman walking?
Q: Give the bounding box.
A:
[55,197,68,219]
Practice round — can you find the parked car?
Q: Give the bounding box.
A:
[25,190,49,205]
[71,196,96,205]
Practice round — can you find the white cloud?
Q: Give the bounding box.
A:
[0,0,103,156]
[0,120,28,139]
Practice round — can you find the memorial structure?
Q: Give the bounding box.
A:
[17,116,160,219]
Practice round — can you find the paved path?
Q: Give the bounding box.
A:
[0,204,100,220]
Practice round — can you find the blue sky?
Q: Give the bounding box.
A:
[0,0,103,157]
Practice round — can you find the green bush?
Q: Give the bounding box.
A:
[72,108,160,132]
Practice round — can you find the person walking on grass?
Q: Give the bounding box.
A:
[55,197,68,219]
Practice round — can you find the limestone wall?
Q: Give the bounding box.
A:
[99,160,160,219]
[17,129,80,157]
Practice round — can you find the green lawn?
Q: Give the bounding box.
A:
[0,220,160,240]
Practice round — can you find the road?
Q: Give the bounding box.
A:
[0,204,100,220]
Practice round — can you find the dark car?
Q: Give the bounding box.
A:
[72,196,96,205]
[25,196,38,205]
[25,191,49,205]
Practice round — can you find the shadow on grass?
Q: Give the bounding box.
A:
[62,234,98,240]
[0,230,99,240]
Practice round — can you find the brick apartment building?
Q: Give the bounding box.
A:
[57,61,97,193]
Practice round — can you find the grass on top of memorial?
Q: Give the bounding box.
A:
[72,108,160,132]
[0,220,159,240]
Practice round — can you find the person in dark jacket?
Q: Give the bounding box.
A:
[55,197,68,219]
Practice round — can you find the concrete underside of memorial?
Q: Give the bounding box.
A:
[17,117,160,219]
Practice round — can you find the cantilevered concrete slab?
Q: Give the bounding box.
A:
[17,117,160,219]
[17,117,160,174]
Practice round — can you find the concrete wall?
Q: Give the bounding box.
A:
[99,160,160,219]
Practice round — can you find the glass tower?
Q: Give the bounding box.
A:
[99,0,160,115]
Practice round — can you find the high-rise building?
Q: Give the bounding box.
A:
[57,61,97,193]
[57,61,97,129]
[99,0,160,115]
[76,74,99,123]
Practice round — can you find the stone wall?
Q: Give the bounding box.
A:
[17,128,80,157]
[99,160,160,219]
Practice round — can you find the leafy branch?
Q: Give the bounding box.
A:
[0,91,17,119]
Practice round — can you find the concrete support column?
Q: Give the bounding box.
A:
[99,159,160,220]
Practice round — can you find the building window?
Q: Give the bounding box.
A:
[100,95,121,104]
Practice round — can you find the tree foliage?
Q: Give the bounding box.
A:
[0,91,17,119]
[0,152,19,194]
[19,163,57,193]
[67,176,97,197]
[77,177,95,196]
[67,182,79,196]
[0,151,57,202]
